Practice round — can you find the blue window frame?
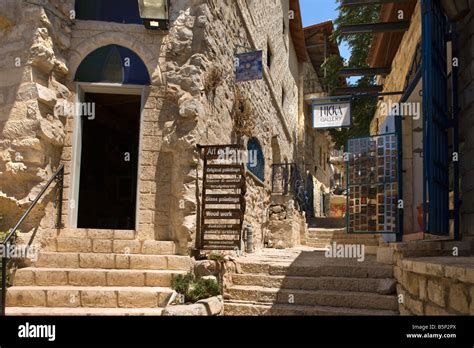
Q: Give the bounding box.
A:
[75,45,150,85]
[75,0,143,24]
[247,138,265,182]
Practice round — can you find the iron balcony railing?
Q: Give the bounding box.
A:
[1,164,64,316]
[271,163,309,214]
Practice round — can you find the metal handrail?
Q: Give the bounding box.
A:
[1,164,64,316]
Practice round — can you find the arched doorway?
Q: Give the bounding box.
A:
[70,45,150,230]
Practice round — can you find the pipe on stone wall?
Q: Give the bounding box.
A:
[244,224,254,254]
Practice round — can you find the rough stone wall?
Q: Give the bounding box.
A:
[390,240,473,315]
[395,257,474,315]
[190,0,299,252]
[267,197,306,248]
[1,0,300,256]
[370,1,422,234]
[242,0,299,135]
[458,0,474,241]
[0,0,74,246]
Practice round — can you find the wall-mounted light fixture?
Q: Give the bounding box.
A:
[138,0,169,30]
[441,0,470,21]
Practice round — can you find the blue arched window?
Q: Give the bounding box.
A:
[247,138,265,182]
[75,0,143,24]
[75,45,150,85]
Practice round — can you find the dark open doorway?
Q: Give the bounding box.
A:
[78,93,141,230]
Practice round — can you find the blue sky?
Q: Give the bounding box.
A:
[299,0,351,61]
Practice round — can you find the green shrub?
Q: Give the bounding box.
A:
[171,272,221,303]
[208,253,225,262]
[171,272,195,296]
[187,278,220,303]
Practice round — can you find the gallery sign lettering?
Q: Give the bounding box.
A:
[205,165,243,175]
[204,195,242,204]
[199,145,246,250]
[313,101,352,129]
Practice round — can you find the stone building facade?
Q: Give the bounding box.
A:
[0,0,307,256]
[367,0,474,315]
[369,0,474,242]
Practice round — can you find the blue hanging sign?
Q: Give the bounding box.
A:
[235,51,263,82]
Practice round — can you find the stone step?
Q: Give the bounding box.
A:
[231,274,396,294]
[309,217,346,228]
[305,243,331,249]
[47,238,176,255]
[305,238,379,246]
[307,233,378,239]
[14,268,186,287]
[35,252,192,271]
[57,229,137,240]
[307,232,379,239]
[224,300,398,316]
[308,228,346,234]
[7,286,173,308]
[226,286,398,311]
[238,262,394,278]
[6,307,165,316]
[335,239,379,246]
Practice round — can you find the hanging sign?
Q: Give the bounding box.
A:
[312,101,352,129]
[235,51,263,82]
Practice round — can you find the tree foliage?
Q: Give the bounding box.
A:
[322,1,382,149]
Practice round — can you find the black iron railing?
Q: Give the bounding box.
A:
[271,163,309,214]
[1,164,64,316]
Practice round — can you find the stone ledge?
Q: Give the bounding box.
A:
[401,257,474,284]
[161,296,223,316]
[396,256,474,315]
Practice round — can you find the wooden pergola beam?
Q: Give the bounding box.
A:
[341,0,411,6]
[340,21,410,34]
[338,67,391,76]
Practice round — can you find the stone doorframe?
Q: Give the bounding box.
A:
[68,82,149,230]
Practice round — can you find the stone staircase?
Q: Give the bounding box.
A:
[306,217,379,250]
[305,227,380,249]
[6,229,192,316]
[224,250,399,316]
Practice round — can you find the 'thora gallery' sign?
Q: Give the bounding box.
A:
[312,101,352,129]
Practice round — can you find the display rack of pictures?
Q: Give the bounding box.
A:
[199,145,246,250]
[347,134,398,234]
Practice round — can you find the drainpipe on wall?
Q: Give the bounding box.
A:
[244,224,254,253]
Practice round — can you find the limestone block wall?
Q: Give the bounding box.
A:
[190,0,299,252]
[458,0,474,240]
[0,0,74,247]
[396,257,474,315]
[242,0,299,135]
[1,0,300,256]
